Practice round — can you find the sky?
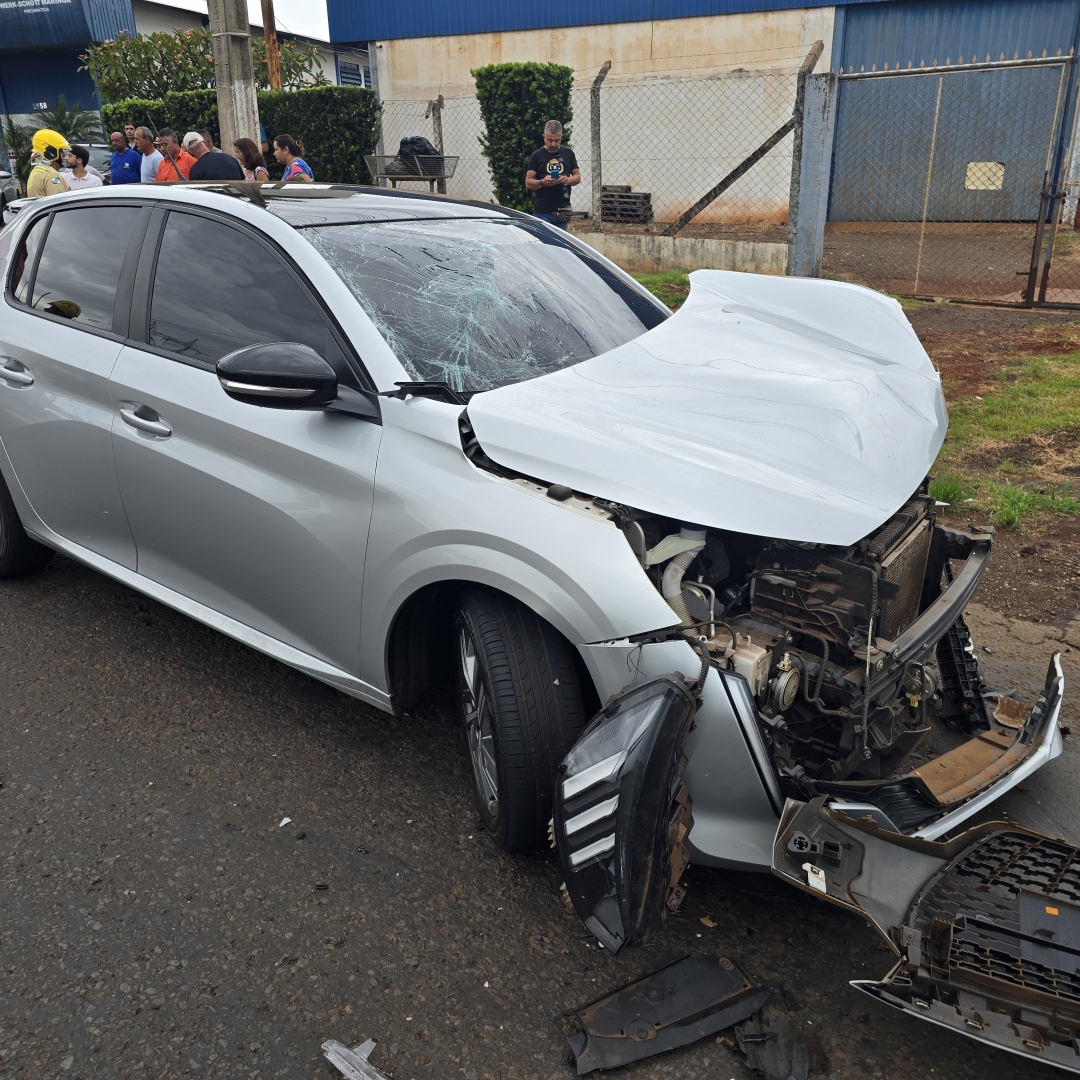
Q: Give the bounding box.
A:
[160,0,331,42]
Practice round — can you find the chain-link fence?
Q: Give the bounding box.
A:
[378,67,799,239]
[822,59,1079,305]
[375,56,1080,308]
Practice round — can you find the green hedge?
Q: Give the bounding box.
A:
[472,62,574,212]
[103,84,381,184]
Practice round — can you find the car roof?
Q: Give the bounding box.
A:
[1,184,528,238]
[255,185,514,228]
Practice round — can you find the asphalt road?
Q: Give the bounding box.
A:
[2,554,1078,1080]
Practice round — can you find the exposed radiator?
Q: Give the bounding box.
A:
[879,517,932,637]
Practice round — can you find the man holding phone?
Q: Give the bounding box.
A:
[525,120,580,229]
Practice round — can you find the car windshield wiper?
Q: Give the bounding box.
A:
[380,381,469,405]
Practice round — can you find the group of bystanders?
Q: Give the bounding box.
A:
[105,124,313,188]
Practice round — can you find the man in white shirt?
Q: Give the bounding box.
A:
[134,126,163,183]
[61,146,104,189]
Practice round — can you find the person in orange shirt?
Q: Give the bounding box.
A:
[154,128,195,181]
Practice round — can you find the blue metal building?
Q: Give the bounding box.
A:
[0,0,135,115]
[327,0,865,44]
[326,0,1080,52]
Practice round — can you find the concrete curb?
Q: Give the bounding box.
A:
[575,231,788,275]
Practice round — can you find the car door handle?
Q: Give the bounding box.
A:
[0,358,33,387]
[120,405,172,438]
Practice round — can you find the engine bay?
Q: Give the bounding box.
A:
[616,483,1008,804]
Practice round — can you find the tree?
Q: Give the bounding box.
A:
[81,28,326,105]
[472,62,574,212]
[2,115,32,183]
[30,95,104,143]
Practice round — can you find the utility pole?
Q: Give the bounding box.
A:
[260,0,283,91]
[208,0,260,152]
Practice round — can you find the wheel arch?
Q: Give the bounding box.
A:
[385,579,601,718]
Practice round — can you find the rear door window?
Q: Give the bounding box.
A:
[148,210,337,366]
[30,206,141,331]
[8,215,48,305]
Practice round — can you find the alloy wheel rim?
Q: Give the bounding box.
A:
[459,624,498,818]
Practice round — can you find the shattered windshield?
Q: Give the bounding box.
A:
[304,217,667,393]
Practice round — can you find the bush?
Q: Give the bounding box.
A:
[103,85,381,184]
[472,61,574,211]
[103,90,218,146]
[259,85,380,184]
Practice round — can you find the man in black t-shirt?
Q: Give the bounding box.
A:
[525,120,580,229]
[183,131,245,182]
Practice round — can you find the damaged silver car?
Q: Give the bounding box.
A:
[0,184,1067,1070]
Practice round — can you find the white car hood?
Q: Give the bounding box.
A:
[466,270,946,546]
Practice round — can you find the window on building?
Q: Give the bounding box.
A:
[338,61,365,87]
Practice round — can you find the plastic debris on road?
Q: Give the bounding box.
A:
[558,953,769,1074]
[322,1037,391,1080]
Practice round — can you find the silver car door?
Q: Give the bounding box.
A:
[110,206,381,673]
[0,203,148,567]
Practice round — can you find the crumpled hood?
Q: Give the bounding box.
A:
[466,270,946,546]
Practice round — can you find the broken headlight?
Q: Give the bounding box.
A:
[554,674,697,953]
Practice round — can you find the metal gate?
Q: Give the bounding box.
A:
[824,58,1080,306]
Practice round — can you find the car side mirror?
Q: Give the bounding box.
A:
[217,341,337,409]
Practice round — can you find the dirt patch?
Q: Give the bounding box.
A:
[960,428,1080,474]
[941,511,1080,627]
[913,317,1080,401]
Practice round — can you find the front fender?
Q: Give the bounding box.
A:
[359,397,677,691]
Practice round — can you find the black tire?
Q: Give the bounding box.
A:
[456,586,589,853]
[0,471,55,578]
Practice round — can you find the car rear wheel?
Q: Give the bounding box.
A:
[0,471,55,578]
[456,586,589,853]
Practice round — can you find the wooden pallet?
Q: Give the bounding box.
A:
[601,186,653,224]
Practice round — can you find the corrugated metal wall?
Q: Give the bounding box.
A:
[85,0,137,41]
[329,0,879,45]
[834,0,1080,73]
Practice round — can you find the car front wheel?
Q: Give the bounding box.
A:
[456,586,588,853]
[0,471,55,578]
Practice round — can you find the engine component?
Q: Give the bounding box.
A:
[618,487,1001,795]
[768,661,800,713]
[718,635,771,701]
[878,517,932,637]
[752,497,934,648]
[659,526,707,630]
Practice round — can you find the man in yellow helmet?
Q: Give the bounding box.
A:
[26,129,72,198]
